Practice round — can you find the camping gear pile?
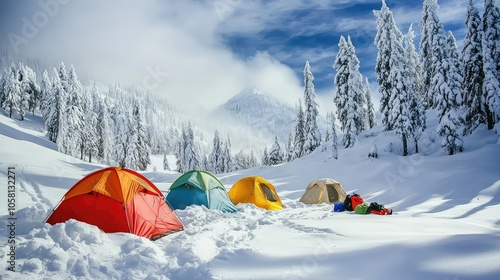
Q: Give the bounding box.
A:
[333,193,393,215]
[45,167,393,240]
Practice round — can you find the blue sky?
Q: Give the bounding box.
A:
[0,0,473,112]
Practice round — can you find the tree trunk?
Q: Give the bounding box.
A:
[402,133,408,156]
[414,139,419,154]
[88,152,92,163]
[485,104,495,130]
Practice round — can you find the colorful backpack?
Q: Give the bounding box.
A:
[344,194,364,211]
[367,202,393,215]
[355,204,369,214]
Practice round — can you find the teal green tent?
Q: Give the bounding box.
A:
[165,170,237,212]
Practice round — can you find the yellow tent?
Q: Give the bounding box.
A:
[299,178,347,204]
[228,176,283,210]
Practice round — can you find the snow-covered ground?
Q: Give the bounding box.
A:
[1,112,499,280]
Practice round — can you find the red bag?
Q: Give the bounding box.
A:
[351,195,364,210]
[370,208,393,215]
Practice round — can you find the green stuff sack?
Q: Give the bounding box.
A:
[355,204,369,214]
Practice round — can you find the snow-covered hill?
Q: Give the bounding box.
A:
[212,88,326,144]
[1,111,500,280]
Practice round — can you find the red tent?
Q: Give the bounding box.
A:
[46,167,183,239]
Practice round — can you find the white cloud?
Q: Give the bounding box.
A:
[3,0,304,111]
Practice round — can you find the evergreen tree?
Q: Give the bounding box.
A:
[59,65,86,158]
[328,112,339,159]
[285,132,294,162]
[40,70,52,121]
[374,0,400,130]
[1,64,20,118]
[293,100,305,159]
[126,101,151,170]
[163,154,171,171]
[433,26,464,155]
[45,70,66,142]
[0,69,5,106]
[175,125,187,173]
[333,36,365,148]
[20,64,40,116]
[233,150,250,171]
[208,130,224,173]
[463,0,486,134]
[268,136,284,165]
[58,62,69,93]
[364,78,377,129]
[58,103,84,156]
[249,150,258,167]
[223,134,233,172]
[114,109,129,168]
[447,31,463,79]
[302,61,321,155]
[404,24,426,153]
[96,98,113,165]
[262,147,269,166]
[420,0,444,108]
[389,33,413,156]
[483,0,500,128]
[184,122,201,171]
[18,63,39,119]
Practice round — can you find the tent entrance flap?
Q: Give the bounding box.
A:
[260,184,277,202]
[326,185,339,202]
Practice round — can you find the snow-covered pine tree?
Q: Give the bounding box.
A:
[175,125,187,173]
[388,21,414,156]
[58,102,84,157]
[57,62,69,93]
[184,122,201,171]
[285,132,294,162]
[127,101,151,171]
[163,153,170,171]
[114,108,129,168]
[302,61,321,155]
[1,64,20,118]
[462,0,486,135]
[293,100,305,159]
[17,63,30,121]
[40,70,52,121]
[45,70,66,142]
[404,24,426,153]
[333,36,365,148]
[268,136,284,165]
[420,0,444,109]
[83,106,98,162]
[262,147,269,166]
[374,0,400,130]
[223,134,233,172]
[328,112,339,159]
[96,97,113,165]
[60,65,85,158]
[0,70,5,106]
[433,24,464,155]
[364,78,377,129]
[18,63,39,119]
[483,0,500,129]
[208,130,224,173]
[249,150,258,167]
[447,31,463,80]
[233,150,249,171]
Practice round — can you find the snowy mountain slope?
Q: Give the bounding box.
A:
[1,111,500,280]
[212,88,327,144]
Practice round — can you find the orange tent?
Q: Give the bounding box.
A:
[46,167,183,240]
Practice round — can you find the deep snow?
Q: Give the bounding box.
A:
[1,112,500,280]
